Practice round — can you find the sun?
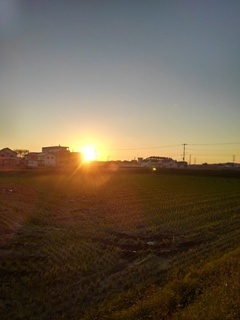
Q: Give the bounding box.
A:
[82,146,97,162]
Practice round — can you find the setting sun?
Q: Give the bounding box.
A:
[82,146,97,162]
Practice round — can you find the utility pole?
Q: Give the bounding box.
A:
[182,143,187,161]
[189,154,191,165]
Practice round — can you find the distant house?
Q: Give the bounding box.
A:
[42,153,56,166]
[25,152,44,167]
[140,156,178,168]
[138,156,188,169]
[25,152,56,167]
[24,145,81,168]
[42,145,71,167]
[0,148,18,166]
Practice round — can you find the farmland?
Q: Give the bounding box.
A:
[0,168,240,319]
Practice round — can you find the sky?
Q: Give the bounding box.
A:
[1,0,240,163]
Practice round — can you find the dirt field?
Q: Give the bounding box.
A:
[1,169,240,319]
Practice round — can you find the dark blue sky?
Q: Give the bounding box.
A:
[1,0,240,162]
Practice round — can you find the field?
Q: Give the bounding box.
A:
[0,168,240,319]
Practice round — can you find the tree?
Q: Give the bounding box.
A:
[14,149,29,158]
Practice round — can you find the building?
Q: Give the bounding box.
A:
[24,146,82,168]
[42,153,56,166]
[42,145,69,153]
[24,152,41,167]
[139,156,178,168]
[42,145,70,166]
[25,152,57,167]
[138,156,188,168]
[0,148,18,166]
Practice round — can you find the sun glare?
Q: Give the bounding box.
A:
[82,146,96,162]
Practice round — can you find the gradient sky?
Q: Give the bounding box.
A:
[1,0,240,163]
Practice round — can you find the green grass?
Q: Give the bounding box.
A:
[0,169,240,319]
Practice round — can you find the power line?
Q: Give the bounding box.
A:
[191,154,237,157]
[103,144,181,151]
[103,142,240,152]
[188,142,240,146]
[101,142,240,163]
